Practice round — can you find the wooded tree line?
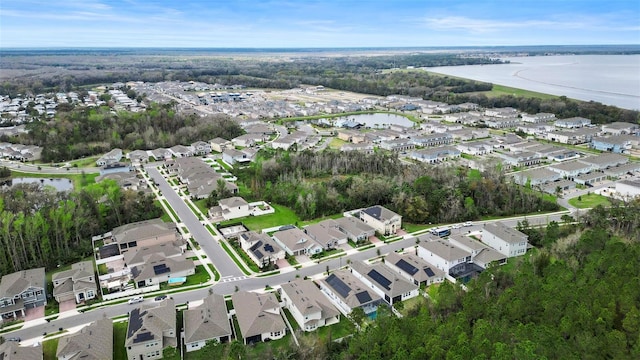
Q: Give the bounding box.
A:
[9,104,244,162]
[236,150,558,223]
[0,180,162,276]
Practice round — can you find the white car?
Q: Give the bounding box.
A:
[463,221,473,227]
[128,296,144,305]
[452,224,462,229]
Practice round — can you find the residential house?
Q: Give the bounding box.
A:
[340,143,374,154]
[191,141,212,155]
[539,179,576,195]
[410,146,461,164]
[96,148,123,166]
[601,122,639,136]
[499,151,542,167]
[547,128,598,145]
[358,205,402,236]
[97,172,148,193]
[574,171,607,186]
[521,112,556,123]
[482,222,528,257]
[484,107,519,118]
[126,299,177,360]
[222,148,252,165]
[383,252,445,286]
[555,117,591,128]
[379,139,415,152]
[484,117,520,129]
[127,150,150,167]
[130,254,195,288]
[169,145,193,158]
[111,219,180,254]
[0,341,42,360]
[590,135,636,153]
[280,279,340,332]
[410,133,453,147]
[209,137,232,153]
[56,316,113,360]
[457,141,493,156]
[512,168,561,186]
[216,197,251,220]
[449,234,507,269]
[333,217,376,243]
[603,162,640,178]
[350,261,419,305]
[548,160,593,180]
[231,134,261,147]
[272,227,323,256]
[303,220,348,250]
[184,293,232,352]
[238,231,286,269]
[317,269,384,316]
[150,148,172,161]
[52,260,97,304]
[416,236,471,273]
[232,291,286,344]
[579,153,628,171]
[0,268,46,322]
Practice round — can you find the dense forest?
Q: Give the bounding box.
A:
[0,180,162,276]
[8,105,244,162]
[185,201,640,360]
[235,150,558,224]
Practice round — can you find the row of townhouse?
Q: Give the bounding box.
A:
[0,142,42,161]
[167,157,238,199]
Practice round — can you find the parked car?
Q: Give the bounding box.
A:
[463,221,473,227]
[128,296,144,305]
[452,224,462,229]
[154,295,168,302]
[6,337,21,342]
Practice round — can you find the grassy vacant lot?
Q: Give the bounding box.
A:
[485,84,559,100]
[114,321,128,360]
[220,204,299,231]
[329,137,347,149]
[568,193,612,208]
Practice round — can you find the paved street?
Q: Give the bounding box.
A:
[145,165,245,278]
[0,159,100,175]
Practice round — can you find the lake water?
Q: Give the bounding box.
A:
[2,177,74,192]
[336,113,414,128]
[427,55,640,110]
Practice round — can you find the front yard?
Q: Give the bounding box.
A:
[219,204,299,231]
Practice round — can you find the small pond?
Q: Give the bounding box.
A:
[2,177,74,192]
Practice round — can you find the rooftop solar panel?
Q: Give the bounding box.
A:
[355,291,372,304]
[368,269,392,290]
[326,274,351,298]
[153,264,170,275]
[396,259,419,275]
[249,240,263,252]
[133,331,154,343]
[424,267,436,277]
[253,249,264,259]
[264,244,274,253]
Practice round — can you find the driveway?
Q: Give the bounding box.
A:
[58,300,77,313]
[24,306,44,322]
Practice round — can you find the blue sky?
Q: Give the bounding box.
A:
[1,0,638,48]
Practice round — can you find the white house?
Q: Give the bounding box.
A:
[416,236,471,273]
[482,222,528,257]
[232,291,286,344]
[280,279,340,332]
[349,261,419,305]
[316,269,383,317]
[359,205,402,236]
[272,227,323,256]
[383,252,445,286]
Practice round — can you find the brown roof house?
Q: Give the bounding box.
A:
[0,341,42,360]
[232,291,286,345]
[184,293,232,352]
[126,298,177,360]
[56,316,113,360]
[52,260,98,304]
[280,279,340,332]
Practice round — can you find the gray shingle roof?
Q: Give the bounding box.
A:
[184,293,231,344]
[232,291,285,340]
[0,268,45,298]
[56,316,113,360]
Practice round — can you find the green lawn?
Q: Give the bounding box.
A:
[114,321,128,360]
[219,240,252,276]
[397,295,428,317]
[403,223,432,233]
[568,193,612,208]
[220,204,299,232]
[185,265,211,286]
[193,198,210,214]
[314,316,356,340]
[299,212,344,227]
[483,84,559,100]
[207,263,221,281]
[329,137,347,149]
[216,159,233,171]
[43,338,59,360]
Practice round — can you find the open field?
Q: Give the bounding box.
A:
[568,193,612,208]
